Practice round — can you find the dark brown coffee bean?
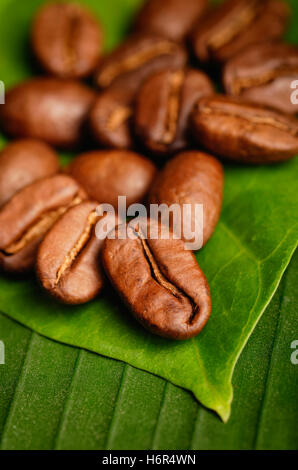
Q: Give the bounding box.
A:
[94,33,187,90]
[223,42,298,115]
[0,139,59,208]
[102,219,211,340]
[32,2,103,79]
[0,78,96,149]
[135,68,214,156]
[191,0,289,64]
[68,150,157,208]
[134,0,208,42]
[0,175,86,274]
[191,95,298,164]
[89,77,136,149]
[37,201,116,305]
[148,151,223,246]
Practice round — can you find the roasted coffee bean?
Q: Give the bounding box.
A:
[135,68,214,156]
[0,78,95,149]
[134,0,208,42]
[68,150,157,207]
[191,95,298,164]
[92,35,187,148]
[89,77,136,149]
[102,219,211,340]
[191,0,289,64]
[32,2,103,79]
[94,33,187,90]
[37,201,117,305]
[148,151,223,246]
[0,175,86,274]
[223,42,298,115]
[0,139,59,208]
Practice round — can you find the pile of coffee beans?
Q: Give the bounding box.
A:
[0,0,297,340]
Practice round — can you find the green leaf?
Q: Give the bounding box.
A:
[191,250,298,450]
[0,251,297,450]
[0,0,297,422]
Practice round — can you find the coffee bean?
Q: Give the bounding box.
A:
[191,0,289,64]
[68,150,157,208]
[32,2,103,79]
[0,175,86,274]
[223,42,298,115]
[37,201,116,305]
[134,0,207,42]
[148,151,223,246]
[191,95,298,164]
[102,219,211,340]
[135,68,214,156]
[0,139,59,208]
[94,33,187,90]
[0,78,95,149]
[92,34,187,149]
[89,77,136,149]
